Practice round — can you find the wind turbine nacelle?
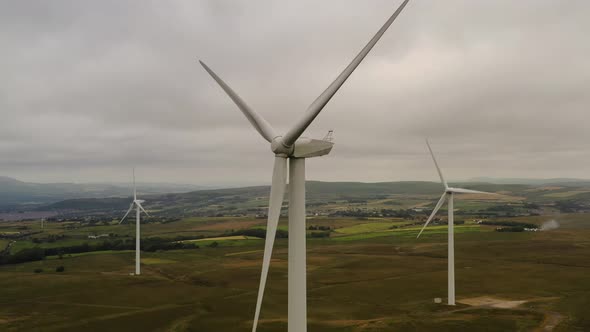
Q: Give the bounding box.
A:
[293,137,334,158]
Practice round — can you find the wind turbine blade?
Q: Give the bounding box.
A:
[133,168,137,200]
[119,203,134,224]
[252,156,288,332]
[449,188,497,195]
[199,60,277,143]
[281,0,411,147]
[136,201,150,217]
[426,139,448,189]
[417,193,447,238]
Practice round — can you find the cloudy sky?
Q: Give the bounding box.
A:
[1,0,589,186]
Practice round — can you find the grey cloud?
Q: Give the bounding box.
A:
[1,0,589,185]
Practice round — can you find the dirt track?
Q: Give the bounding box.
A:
[458,296,527,309]
[457,297,565,331]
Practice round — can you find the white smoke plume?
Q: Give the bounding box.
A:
[540,220,560,231]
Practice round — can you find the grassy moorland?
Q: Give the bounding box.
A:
[0,212,589,331]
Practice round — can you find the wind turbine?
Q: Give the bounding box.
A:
[119,169,150,276]
[199,1,411,331]
[417,140,497,305]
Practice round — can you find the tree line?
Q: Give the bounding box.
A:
[0,238,199,266]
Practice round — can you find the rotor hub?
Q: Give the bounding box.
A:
[271,136,334,158]
[271,137,294,157]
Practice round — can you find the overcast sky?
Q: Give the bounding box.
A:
[1,0,589,186]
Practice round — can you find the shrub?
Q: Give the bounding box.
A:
[309,231,331,238]
[8,247,46,264]
[34,268,43,273]
[55,266,65,272]
[229,228,288,239]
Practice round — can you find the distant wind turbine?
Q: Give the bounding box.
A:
[417,140,497,305]
[199,1,412,331]
[119,169,150,276]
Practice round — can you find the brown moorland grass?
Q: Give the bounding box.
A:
[0,215,590,331]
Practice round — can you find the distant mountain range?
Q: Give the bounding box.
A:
[37,180,537,218]
[3,175,590,214]
[0,176,209,208]
[466,177,590,186]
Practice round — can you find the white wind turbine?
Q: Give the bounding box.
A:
[200,1,412,330]
[417,140,497,305]
[119,169,150,276]
[200,0,409,332]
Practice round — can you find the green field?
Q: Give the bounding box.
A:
[1,214,590,331]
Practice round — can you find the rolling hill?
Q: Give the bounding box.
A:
[4,178,590,219]
[35,180,536,217]
[0,176,207,208]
